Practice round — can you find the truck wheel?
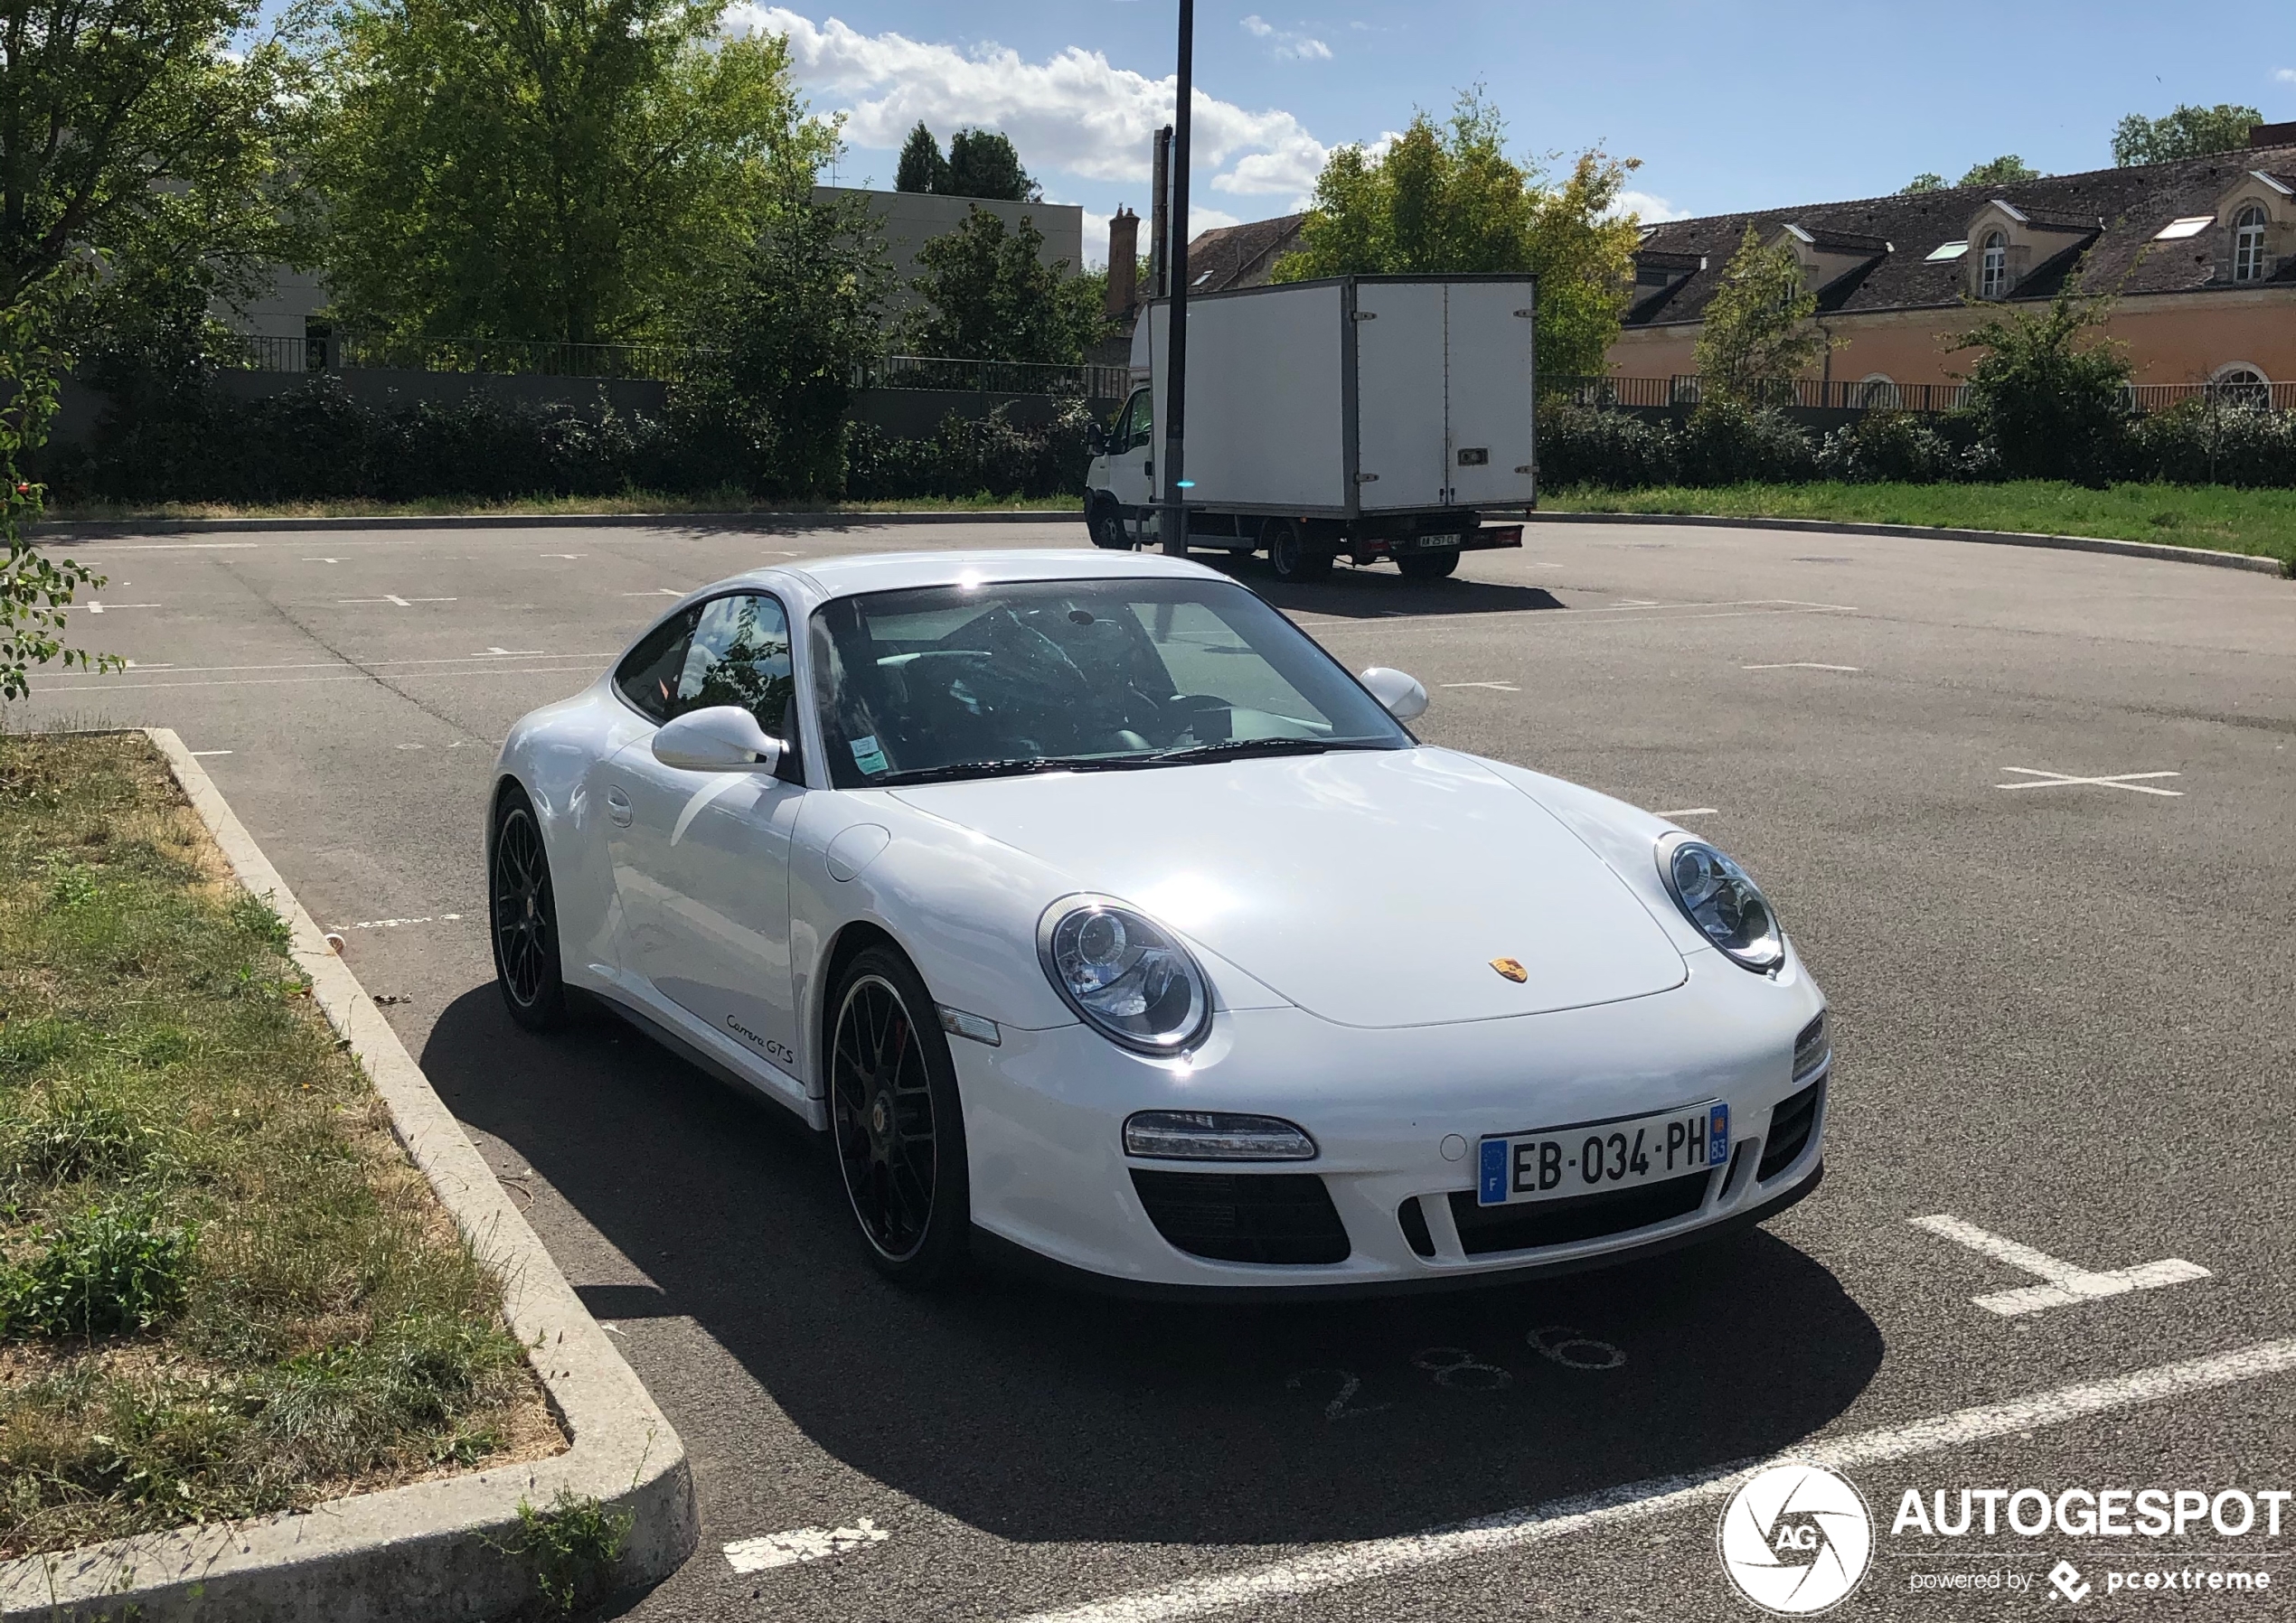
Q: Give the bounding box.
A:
[1266,521,1332,583]
[1087,498,1129,549]
[1397,549,1461,580]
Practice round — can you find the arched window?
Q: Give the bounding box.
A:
[1977,233,2009,299]
[2212,363,2270,409]
[2233,207,2268,283]
[1855,374,1900,409]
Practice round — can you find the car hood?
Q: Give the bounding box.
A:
[889,748,1688,1029]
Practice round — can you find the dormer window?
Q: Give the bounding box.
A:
[1978,232,2009,298]
[2234,206,2268,282]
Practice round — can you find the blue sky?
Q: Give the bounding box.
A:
[724,1,2296,265]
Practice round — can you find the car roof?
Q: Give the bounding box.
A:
[751,548,1227,605]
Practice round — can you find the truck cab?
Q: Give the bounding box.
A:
[1086,386,1156,549]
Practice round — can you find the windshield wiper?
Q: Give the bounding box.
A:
[874,755,1143,786]
[1145,736,1388,765]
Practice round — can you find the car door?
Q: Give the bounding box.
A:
[598,592,808,1079]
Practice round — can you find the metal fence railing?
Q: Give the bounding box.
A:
[855,354,1131,399]
[231,330,712,381]
[1544,376,2296,417]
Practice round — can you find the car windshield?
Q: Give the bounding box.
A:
[809,577,1412,788]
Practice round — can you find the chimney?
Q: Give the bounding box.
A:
[1150,125,1174,298]
[1106,208,1140,317]
[2249,119,2296,149]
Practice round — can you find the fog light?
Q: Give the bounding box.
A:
[1123,1111,1317,1161]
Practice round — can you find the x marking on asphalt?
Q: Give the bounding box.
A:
[1995,766,2183,797]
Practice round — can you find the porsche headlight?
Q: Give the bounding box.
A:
[1658,837,1785,972]
[1038,896,1211,1055]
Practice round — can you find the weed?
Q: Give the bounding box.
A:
[7,1090,168,1186]
[2,1200,196,1337]
[227,894,293,952]
[506,1491,631,1617]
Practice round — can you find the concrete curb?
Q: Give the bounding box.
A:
[32,508,1081,539]
[0,730,697,1622]
[1524,509,2291,577]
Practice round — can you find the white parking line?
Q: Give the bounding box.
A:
[1996,766,2183,797]
[104,541,259,550]
[84,602,160,614]
[337,594,457,607]
[1909,1215,2211,1317]
[190,749,232,757]
[623,587,685,597]
[477,646,546,657]
[1012,1337,2296,1623]
[723,1517,889,1574]
[1653,807,1718,819]
[329,914,464,931]
[1743,662,1860,672]
[305,557,340,564]
[1440,681,1520,692]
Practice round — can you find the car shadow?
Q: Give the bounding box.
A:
[424,986,1882,1551]
[1199,553,1568,620]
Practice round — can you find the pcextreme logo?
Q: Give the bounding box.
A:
[1718,1464,1876,1614]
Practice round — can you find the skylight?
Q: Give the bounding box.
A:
[2154,216,2216,240]
[1925,240,1969,261]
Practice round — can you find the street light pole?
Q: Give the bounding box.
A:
[1158,0,1193,557]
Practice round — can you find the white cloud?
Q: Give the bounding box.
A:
[1239,14,1331,61]
[1614,189,1690,223]
[732,8,1332,201]
[2276,67,2296,84]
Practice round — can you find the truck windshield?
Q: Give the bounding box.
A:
[809,577,1411,788]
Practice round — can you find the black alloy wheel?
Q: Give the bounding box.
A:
[1397,547,1461,580]
[490,787,569,1030]
[828,947,970,1283]
[1266,520,1333,583]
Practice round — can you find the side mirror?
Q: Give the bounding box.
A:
[1085,422,1108,455]
[1359,666,1428,722]
[652,705,786,774]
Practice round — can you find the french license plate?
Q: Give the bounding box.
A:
[1407,532,1462,550]
[1477,1102,1728,1206]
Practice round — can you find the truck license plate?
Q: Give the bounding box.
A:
[1477,1102,1728,1206]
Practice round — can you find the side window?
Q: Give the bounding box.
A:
[1122,388,1153,452]
[670,594,798,744]
[614,606,699,722]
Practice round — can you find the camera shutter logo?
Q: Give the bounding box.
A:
[1717,1463,1874,1614]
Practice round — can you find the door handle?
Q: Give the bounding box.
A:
[605,786,634,828]
[1144,461,1154,479]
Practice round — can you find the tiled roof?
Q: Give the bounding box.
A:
[1626,145,2296,326]
[1180,214,1306,293]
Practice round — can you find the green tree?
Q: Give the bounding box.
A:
[1902,173,1945,194]
[2113,104,2263,166]
[1,288,119,699]
[304,0,833,346]
[684,193,891,495]
[1950,282,2131,483]
[1273,89,1642,380]
[1692,224,1828,406]
[945,128,1036,202]
[903,206,1098,363]
[895,122,949,193]
[0,0,287,310]
[1957,155,2041,189]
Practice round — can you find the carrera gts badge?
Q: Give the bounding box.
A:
[1490,957,1529,983]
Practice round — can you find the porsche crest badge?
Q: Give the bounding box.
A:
[1490,957,1529,983]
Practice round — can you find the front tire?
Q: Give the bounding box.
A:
[1397,548,1461,580]
[1266,520,1332,583]
[1086,497,1130,549]
[490,786,570,1031]
[828,947,971,1285]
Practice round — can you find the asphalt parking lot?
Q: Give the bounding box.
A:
[16,516,2296,1620]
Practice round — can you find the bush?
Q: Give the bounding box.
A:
[1678,403,1818,485]
[2129,400,2296,487]
[1953,288,2134,485]
[844,400,1094,502]
[1818,411,1959,483]
[1535,401,1678,489]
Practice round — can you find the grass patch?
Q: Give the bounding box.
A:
[503,1490,633,1617]
[1539,481,2296,568]
[39,488,1083,524]
[0,734,558,1560]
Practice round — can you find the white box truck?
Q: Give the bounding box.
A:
[1083,274,1534,581]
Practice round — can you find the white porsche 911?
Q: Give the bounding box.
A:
[489,549,1830,1293]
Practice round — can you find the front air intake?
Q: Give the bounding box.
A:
[1130,1171,1350,1264]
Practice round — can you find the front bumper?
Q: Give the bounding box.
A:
[952,949,1829,1292]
